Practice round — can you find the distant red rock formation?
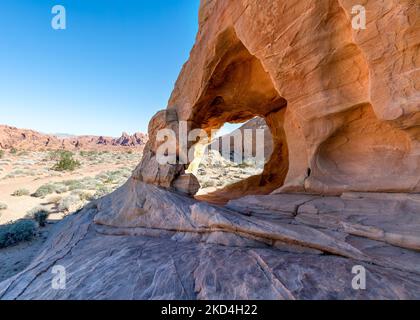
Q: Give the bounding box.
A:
[0,125,148,152]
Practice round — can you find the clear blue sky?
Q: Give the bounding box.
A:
[0,0,200,136]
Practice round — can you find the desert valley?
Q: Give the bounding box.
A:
[0,126,147,281]
[0,125,147,220]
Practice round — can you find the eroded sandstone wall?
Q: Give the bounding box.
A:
[134,0,420,198]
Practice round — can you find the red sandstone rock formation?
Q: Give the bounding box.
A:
[0,125,148,152]
[133,0,419,198]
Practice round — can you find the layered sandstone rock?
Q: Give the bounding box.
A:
[1,186,420,299]
[134,0,419,198]
[1,0,419,300]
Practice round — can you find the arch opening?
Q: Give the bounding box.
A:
[182,29,289,204]
[189,117,273,197]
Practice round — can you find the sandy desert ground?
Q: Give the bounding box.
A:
[0,150,142,224]
[0,149,143,281]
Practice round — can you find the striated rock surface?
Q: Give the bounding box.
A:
[1,0,419,300]
[1,187,419,299]
[0,125,148,152]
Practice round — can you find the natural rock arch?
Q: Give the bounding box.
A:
[185,29,290,203]
[97,0,420,226]
[131,27,292,203]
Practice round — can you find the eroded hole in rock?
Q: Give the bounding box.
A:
[189,117,273,197]
[183,29,290,204]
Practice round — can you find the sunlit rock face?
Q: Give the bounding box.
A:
[135,0,419,200]
[1,0,419,300]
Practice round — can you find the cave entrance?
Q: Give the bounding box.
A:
[184,29,289,204]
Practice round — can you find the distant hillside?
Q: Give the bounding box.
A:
[212,117,274,161]
[0,125,148,152]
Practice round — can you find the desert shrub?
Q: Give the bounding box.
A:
[0,202,7,210]
[216,180,225,187]
[32,182,72,197]
[75,191,94,202]
[26,207,49,226]
[0,220,37,248]
[10,148,18,155]
[2,169,40,180]
[48,150,72,160]
[62,179,84,191]
[80,151,97,158]
[93,185,113,200]
[32,184,57,198]
[52,152,81,172]
[54,184,68,194]
[47,195,62,204]
[10,169,25,175]
[0,150,4,159]
[57,195,81,212]
[197,168,206,176]
[237,162,253,169]
[95,171,109,181]
[200,179,215,188]
[61,177,103,192]
[80,177,102,190]
[96,169,131,185]
[11,188,30,197]
[17,151,29,156]
[34,210,49,227]
[2,174,16,179]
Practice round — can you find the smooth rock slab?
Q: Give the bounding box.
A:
[1,210,419,300]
